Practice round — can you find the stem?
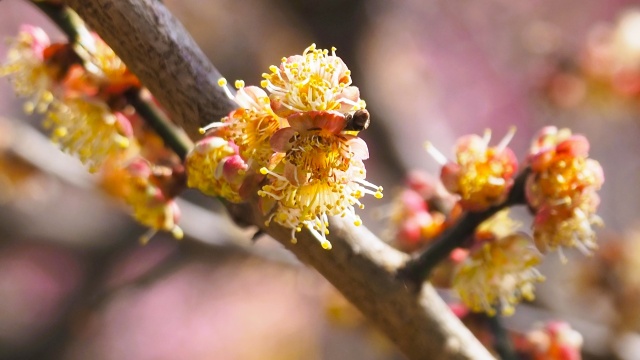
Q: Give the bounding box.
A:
[397,168,530,286]
[123,88,192,160]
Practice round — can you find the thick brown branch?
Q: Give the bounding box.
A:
[62,0,236,139]
[60,1,495,358]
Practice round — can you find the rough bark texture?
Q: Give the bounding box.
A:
[61,0,495,358]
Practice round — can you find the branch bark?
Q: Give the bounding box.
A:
[60,0,495,358]
[61,0,236,139]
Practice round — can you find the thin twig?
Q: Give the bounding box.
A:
[123,88,192,160]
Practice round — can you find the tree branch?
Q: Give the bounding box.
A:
[59,0,495,358]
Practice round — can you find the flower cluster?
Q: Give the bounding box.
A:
[426,128,518,211]
[0,26,139,171]
[526,126,604,258]
[188,44,382,249]
[452,210,545,316]
[416,125,604,316]
[44,98,133,172]
[0,25,58,114]
[1,25,184,240]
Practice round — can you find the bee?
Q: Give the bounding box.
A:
[344,109,370,132]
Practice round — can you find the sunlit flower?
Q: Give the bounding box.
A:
[44,97,133,173]
[527,126,590,176]
[271,111,368,179]
[532,194,603,257]
[426,128,518,211]
[526,126,604,257]
[193,46,379,249]
[453,210,544,316]
[1,26,144,174]
[261,43,366,116]
[185,136,248,203]
[258,111,382,249]
[203,84,286,169]
[0,25,58,114]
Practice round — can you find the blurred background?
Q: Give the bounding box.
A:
[1,0,640,359]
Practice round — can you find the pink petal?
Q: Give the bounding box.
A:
[586,159,604,187]
[346,137,369,160]
[400,189,428,213]
[195,136,227,154]
[270,127,297,152]
[336,86,361,112]
[114,112,134,137]
[440,162,461,193]
[222,155,248,184]
[20,25,50,55]
[270,96,296,118]
[287,111,346,134]
[234,86,268,110]
[127,159,152,178]
[556,135,590,158]
[284,162,308,186]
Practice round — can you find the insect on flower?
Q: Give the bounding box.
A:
[344,109,371,132]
